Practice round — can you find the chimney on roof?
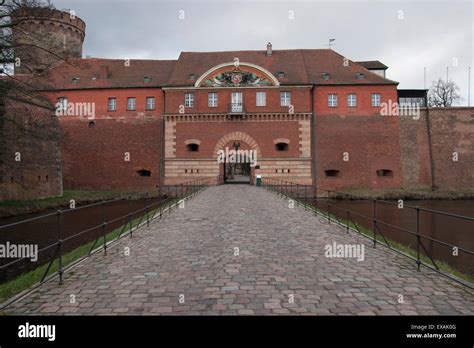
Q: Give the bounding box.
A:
[266,42,272,56]
[99,65,109,79]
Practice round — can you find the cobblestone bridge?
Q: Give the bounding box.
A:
[7,185,474,315]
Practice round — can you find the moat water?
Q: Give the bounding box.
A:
[311,199,473,277]
[0,197,169,282]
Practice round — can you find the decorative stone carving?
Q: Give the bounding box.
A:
[202,68,271,87]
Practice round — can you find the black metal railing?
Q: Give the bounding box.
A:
[216,174,225,185]
[0,178,209,292]
[262,178,474,289]
[228,102,245,114]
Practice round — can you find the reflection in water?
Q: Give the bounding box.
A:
[1,196,473,282]
[313,199,473,276]
[0,197,168,282]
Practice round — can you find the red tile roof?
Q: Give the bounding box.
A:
[41,49,397,90]
[356,60,389,70]
[42,58,176,90]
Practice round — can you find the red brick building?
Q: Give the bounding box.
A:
[7,9,473,196]
[41,44,408,189]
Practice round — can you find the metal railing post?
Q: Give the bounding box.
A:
[175,185,178,205]
[102,200,107,253]
[327,190,331,224]
[346,210,350,233]
[129,196,133,237]
[145,193,150,227]
[304,185,307,210]
[296,184,299,205]
[315,187,318,215]
[169,186,173,215]
[159,187,163,219]
[416,207,421,271]
[56,210,63,284]
[373,199,376,247]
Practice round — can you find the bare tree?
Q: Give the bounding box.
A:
[1,0,59,139]
[0,0,76,198]
[428,78,461,107]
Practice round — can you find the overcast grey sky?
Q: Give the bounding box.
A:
[53,0,473,105]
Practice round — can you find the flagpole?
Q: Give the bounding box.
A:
[424,67,426,89]
[469,66,471,107]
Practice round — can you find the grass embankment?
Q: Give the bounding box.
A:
[335,187,474,200]
[0,190,148,218]
[274,189,474,285]
[337,215,474,284]
[0,197,181,306]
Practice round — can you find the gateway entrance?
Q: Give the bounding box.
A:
[224,162,251,184]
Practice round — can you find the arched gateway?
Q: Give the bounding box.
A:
[214,132,262,184]
[163,58,313,186]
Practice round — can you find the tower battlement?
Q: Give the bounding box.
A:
[11,7,86,74]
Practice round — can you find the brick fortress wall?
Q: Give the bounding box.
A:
[0,99,62,201]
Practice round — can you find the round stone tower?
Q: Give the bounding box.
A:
[11,7,86,74]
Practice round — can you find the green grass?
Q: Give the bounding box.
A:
[0,196,184,305]
[0,190,120,208]
[335,187,474,200]
[268,187,474,285]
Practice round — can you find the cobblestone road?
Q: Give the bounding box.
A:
[7,185,474,315]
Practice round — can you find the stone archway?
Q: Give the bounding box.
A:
[213,131,262,158]
[213,132,261,184]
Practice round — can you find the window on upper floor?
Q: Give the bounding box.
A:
[372,93,381,107]
[256,92,266,107]
[208,92,218,107]
[280,91,291,107]
[185,93,195,107]
[108,97,117,111]
[146,97,155,110]
[328,94,338,107]
[127,97,136,111]
[347,94,357,107]
[399,97,425,107]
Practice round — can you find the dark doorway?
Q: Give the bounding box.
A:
[224,162,251,184]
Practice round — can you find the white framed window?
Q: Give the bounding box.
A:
[347,94,357,107]
[256,91,266,106]
[127,97,136,110]
[185,93,194,107]
[146,97,155,110]
[280,91,291,106]
[108,97,117,111]
[208,92,218,107]
[231,92,243,112]
[372,93,381,107]
[328,94,338,107]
